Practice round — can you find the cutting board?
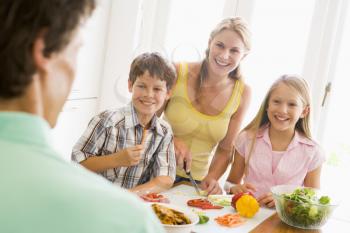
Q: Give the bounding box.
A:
[162,184,275,233]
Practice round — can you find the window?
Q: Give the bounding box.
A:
[319,0,350,221]
[165,0,227,62]
[241,0,316,123]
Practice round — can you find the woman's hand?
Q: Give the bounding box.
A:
[174,137,192,172]
[229,183,257,195]
[200,176,222,195]
[257,192,275,208]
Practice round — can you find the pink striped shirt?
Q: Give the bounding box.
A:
[236,125,326,198]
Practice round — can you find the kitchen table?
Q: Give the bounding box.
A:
[161,183,350,233]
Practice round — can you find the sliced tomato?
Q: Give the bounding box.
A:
[187,198,223,210]
[140,193,169,203]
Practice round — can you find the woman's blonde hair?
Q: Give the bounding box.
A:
[198,17,251,88]
[243,74,312,175]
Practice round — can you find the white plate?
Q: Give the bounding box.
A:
[149,202,199,233]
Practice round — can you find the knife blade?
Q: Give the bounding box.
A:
[184,160,201,195]
[186,171,201,196]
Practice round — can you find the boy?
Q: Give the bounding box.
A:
[72,53,176,193]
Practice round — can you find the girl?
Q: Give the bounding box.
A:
[225,75,325,207]
[162,17,252,194]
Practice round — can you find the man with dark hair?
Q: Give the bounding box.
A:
[0,1,165,232]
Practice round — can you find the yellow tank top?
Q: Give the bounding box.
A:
[164,63,244,180]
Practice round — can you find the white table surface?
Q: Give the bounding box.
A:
[162,184,275,233]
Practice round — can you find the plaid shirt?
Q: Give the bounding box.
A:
[72,102,176,189]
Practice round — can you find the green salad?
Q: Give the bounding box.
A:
[277,188,332,228]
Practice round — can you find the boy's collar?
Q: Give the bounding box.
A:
[124,102,164,136]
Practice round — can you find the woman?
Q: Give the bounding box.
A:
[162,17,252,194]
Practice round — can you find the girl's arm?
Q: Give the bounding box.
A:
[227,150,246,184]
[225,151,257,194]
[201,85,251,194]
[304,166,322,188]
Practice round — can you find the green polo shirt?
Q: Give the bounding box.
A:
[0,112,165,233]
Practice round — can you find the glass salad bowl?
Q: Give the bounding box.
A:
[271,184,338,229]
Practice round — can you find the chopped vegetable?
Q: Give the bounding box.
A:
[198,214,209,224]
[208,195,232,206]
[215,213,246,227]
[140,193,169,203]
[187,198,223,210]
[319,196,330,205]
[140,128,147,145]
[199,190,208,196]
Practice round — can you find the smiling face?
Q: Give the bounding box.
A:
[128,70,170,126]
[207,29,246,78]
[267,83,309,135]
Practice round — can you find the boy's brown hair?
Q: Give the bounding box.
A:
[129,53,176,90]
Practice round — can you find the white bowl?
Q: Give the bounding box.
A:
[150,203,199,233]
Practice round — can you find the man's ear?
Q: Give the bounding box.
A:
[128,80,133,93]
[32,31,49,72]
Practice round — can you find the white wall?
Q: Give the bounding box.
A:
[52,0,112,160]
[98,0,143,111]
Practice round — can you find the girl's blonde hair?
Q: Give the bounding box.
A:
[198,17,251,88]
[243,74,312,175]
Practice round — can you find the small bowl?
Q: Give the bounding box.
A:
[150,203,199,233]
[271,185,338,229]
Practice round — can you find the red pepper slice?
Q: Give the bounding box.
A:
[187,198,223,210]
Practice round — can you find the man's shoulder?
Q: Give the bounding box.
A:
[49,161,149,212]
[63,166,163,232]
[2,151,164,233]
